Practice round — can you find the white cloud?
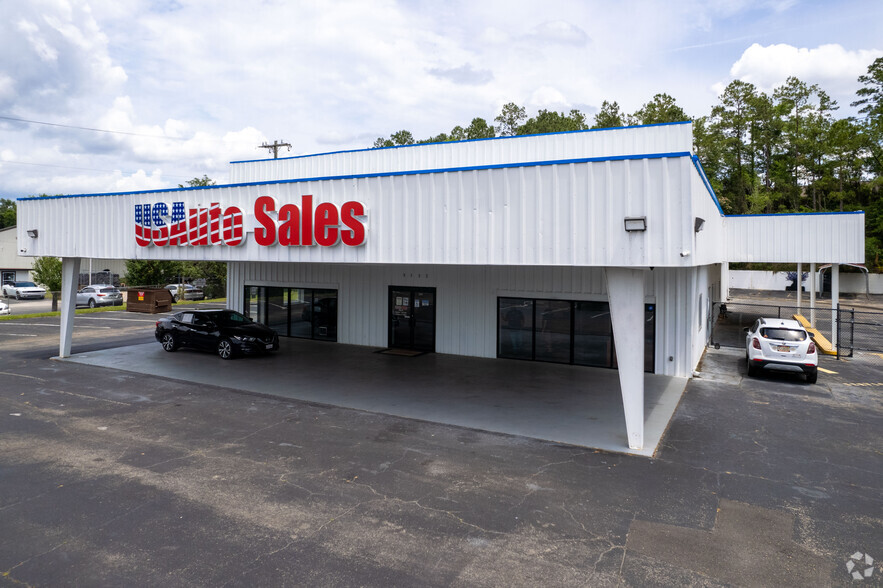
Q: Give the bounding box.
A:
[1,3,127,116]
[528,87,570,110]
[1,0,881,199]
[428,64,493,86]
[729,43,882,94]
[113,169,167,193]
[527,21,589,46]
[16,19,59,62]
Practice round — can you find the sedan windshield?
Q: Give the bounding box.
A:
[209,310,253,327]
[16,282,37,287]
[760,328,807,341]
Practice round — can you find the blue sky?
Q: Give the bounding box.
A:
[1,0,881,199]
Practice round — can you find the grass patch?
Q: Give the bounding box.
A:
[172,297,226,306]
[0,298,226,321]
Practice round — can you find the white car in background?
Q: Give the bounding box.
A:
[745,317,818,383]
[0,300,9,315]
[2,281,46,300]
[164,284,206,302]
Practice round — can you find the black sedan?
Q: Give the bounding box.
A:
[155,309,279,359]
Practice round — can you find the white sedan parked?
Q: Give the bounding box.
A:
[2,281,46,300]
[0,300,9,315]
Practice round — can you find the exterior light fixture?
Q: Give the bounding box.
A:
[694,217,706,233]
[26,229,38,238]
[623,217,647,232]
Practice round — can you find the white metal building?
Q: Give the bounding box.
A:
[1,225,126,286]
[16,121,865,450]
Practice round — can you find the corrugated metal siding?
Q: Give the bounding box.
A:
[724,213,865,263]
[20,157,700,268]
[651,266,695,377]
[226,261,696,377]
[690,169,726,266]
[228,123,694,183]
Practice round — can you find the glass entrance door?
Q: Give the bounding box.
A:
[389,287,436,352]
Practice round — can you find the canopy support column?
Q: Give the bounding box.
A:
[796,262,802,310]
[720,261,729,301]
[59,257,81,358]
[605,268,646,450]
[810,263,816,326]
[831,264,839,350]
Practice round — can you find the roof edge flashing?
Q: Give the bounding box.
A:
[19,151,693,201]
[229,120,694,165]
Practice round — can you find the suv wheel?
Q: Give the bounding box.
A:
[806,368,818,384]
[88,298,96,308]
[217,338,234,360]
[747,359,759,377]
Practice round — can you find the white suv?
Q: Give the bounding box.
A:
[76,285,123,308]
[745,317,818,383]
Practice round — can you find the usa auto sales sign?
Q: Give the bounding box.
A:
[134,195,366,248]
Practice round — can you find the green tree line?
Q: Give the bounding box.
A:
[373,58,883,271]
[124,176,227,297]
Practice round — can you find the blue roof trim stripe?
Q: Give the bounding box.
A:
[230,120,693,164]
[687,155,864,218]
[18,151,693,201]
[726,211,864,217]
[691,155,724,216]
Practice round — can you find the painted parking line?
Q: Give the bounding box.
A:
[817,367,838,374]
[1,317,164,326]
[0,322,112,329]
[75,316,164,323]
[2,334,38,337]
[843,382,883,387]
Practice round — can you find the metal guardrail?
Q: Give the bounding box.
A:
[711,301,883,358]
[836,307,883,356]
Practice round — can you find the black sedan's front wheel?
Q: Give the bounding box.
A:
[160,332,178,352]
[217,338,234,360]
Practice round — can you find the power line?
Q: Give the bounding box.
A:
[0,159,193,179]
[0,114,260,144]
[0,114,184,140]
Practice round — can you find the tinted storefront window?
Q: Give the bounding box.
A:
[535,299,571,364]
[244,286,338,342]
[574,301,613,367]
[498,298,534,360]
[497,298,654,372]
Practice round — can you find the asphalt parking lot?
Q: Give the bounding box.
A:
[0,309,881,586]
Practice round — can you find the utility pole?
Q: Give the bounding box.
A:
[258,140,292,159]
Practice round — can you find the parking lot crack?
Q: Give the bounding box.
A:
[345,478,508,536]
[277,473,324,498]
[531,451,589,477]
[229,412,301,443]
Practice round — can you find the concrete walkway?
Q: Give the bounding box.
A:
[61,338,687,456]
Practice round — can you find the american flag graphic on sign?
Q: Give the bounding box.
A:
[135,204,151,246]
[135,201,245,247]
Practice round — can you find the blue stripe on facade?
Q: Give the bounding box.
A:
[691,156,725,216]
[726,210,864,217]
